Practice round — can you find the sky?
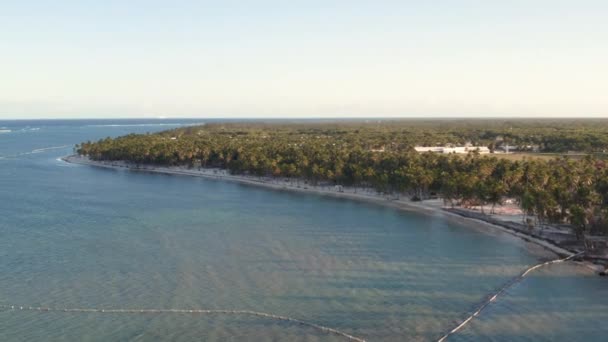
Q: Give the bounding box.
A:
[1,0,607,119]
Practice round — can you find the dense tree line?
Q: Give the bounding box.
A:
[77,121,608,238]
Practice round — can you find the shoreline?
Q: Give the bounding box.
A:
[62,155,603,271]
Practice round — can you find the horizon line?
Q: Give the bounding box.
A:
[2,115,608,121]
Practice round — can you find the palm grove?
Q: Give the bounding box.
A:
[76,120,608,238]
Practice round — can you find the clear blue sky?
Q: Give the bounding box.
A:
[1,1,607,119]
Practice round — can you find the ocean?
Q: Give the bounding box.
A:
[0,119,606,341]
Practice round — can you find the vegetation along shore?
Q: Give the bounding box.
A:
[71,119,608,271]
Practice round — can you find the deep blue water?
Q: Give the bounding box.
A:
[0,119,606,341]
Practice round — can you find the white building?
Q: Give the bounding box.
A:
[415,146,490,154]
[414,146,445,153]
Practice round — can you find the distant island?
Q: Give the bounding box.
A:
[73,119,608,266]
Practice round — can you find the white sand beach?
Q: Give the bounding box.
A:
[63,154,599,267]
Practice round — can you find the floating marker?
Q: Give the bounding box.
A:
[0,304,365,342]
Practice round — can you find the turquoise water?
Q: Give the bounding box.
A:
[0,120,606,341]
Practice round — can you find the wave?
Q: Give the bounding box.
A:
[30,145,70,153]
[0,145,70,160]
[0,305,365,341]
[0,127,40,133]
[56,157,77,165]
[1,127,41,133]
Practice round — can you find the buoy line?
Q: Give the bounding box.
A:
[0,305,366,342]
[437,252,584,342]
[1,254,583,342]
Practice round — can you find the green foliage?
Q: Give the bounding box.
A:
[77,120,608,238]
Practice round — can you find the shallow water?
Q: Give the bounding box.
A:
[0,119,606,341]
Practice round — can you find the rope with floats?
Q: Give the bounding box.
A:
[0,305,366,342]
[437,252,584,342]
[1,251,584,342]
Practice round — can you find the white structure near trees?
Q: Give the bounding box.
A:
[414,146,490,154]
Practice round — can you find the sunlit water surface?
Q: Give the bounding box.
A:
[0,120,606,341]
